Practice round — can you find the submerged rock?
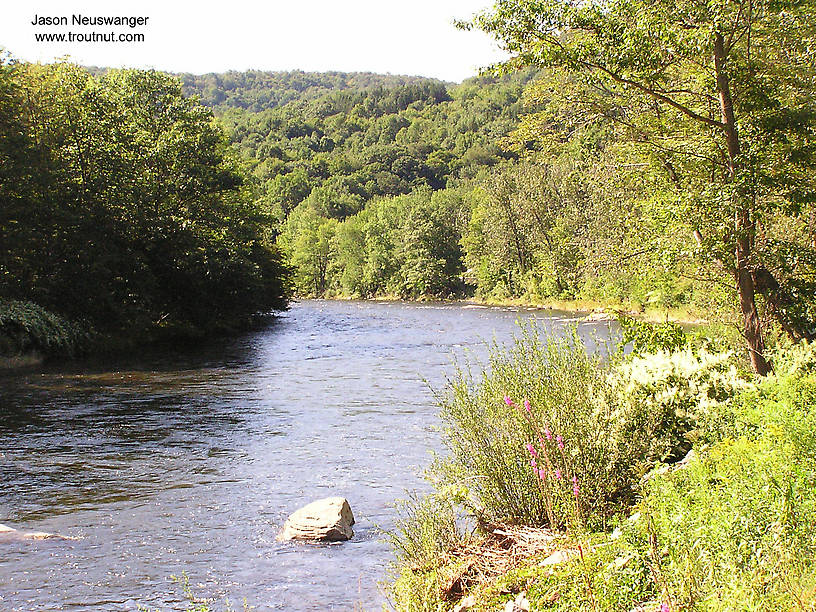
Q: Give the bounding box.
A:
[278,497,355,542]
[0,523,74,541]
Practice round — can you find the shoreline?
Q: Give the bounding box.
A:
[305,293,710,325]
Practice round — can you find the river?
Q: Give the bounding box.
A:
[0,300,613,611]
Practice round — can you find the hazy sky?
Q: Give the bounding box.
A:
[2,1,507,82]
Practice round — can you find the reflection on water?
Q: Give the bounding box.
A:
[0,300,613,611]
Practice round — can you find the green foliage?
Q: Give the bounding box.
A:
[0,300,91,357]
[430,324,744,531]
[180,70,449,114]
[434,325,606,528]
[390,341,816,611]
[640,434,816,610]
[461,155,687,306]
[0,58,290,344]
[471,538,654,612]
[385,492,470,612]
[386,492,466,573]
[218,70,536,227]
[620,342,816,610]
[609,348,753,471]
[617,315,688,354]
[279,188,468,298]
[468,0,816,368]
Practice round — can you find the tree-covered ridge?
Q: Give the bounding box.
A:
[178,69,452,113]
[0,57,290,354]
[218,69,539,227]
[241,0,816,378]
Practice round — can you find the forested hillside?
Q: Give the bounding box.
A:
[179,70,450,113]
[197,19,815,376]
[206,67,709,306]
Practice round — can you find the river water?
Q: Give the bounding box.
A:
[0,300,612,611]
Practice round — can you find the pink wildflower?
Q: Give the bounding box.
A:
[524,399,531,413]
[660,604,670,612]
[555,469,562,480]
[525,443,537,457]
[530,458,537,468]
[572,475,580,498]
[544,426,552,441]
[557,435,564,450]
[504,396,514,407]
[538,468,546,480]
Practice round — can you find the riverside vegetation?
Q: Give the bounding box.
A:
[0,56,290,360]
[380,2,816,609]
[386,322,816,611]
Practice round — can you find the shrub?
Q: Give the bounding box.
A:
[432,323,748,530]
[607,347,752,466]
[617,314,687,354]
[385,492,468,612]
[630,346,816,610]
[433,324,614,529]
[0,299,91,357]
[385,492,466,573]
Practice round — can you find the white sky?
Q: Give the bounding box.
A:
[1,1,507,82]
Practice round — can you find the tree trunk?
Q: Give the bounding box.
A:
[714,33,772,375]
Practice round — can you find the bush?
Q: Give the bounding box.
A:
[629,343,816,610]
[0,299,91,357]
[433,324,612,528]
[617,314,687,354]
[608,347,752,467]
[432,323,748,530]
[638,436,816,609]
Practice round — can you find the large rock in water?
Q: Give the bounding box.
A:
[278,497,355,542]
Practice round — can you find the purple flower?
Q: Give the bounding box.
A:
[660,604,670,612]
[572,476,580,498]
[538,468,546,480]
[544,426,552,441]
[525,443,537,457]
[504,396,514,407]
[524,399,531,413]
[530,458,537,468]
[555,469,562,480]
[557,435,564,450]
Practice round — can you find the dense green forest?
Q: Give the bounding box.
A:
[179,69,450,113]
[0,57,290,357]
[187,2,816,377]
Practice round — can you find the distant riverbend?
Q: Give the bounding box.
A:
[0,300,614,610]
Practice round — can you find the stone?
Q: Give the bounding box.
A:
[503,592,530,612]
[539,548,578,566]
[278,497,355,542]
[0,523,74,541]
